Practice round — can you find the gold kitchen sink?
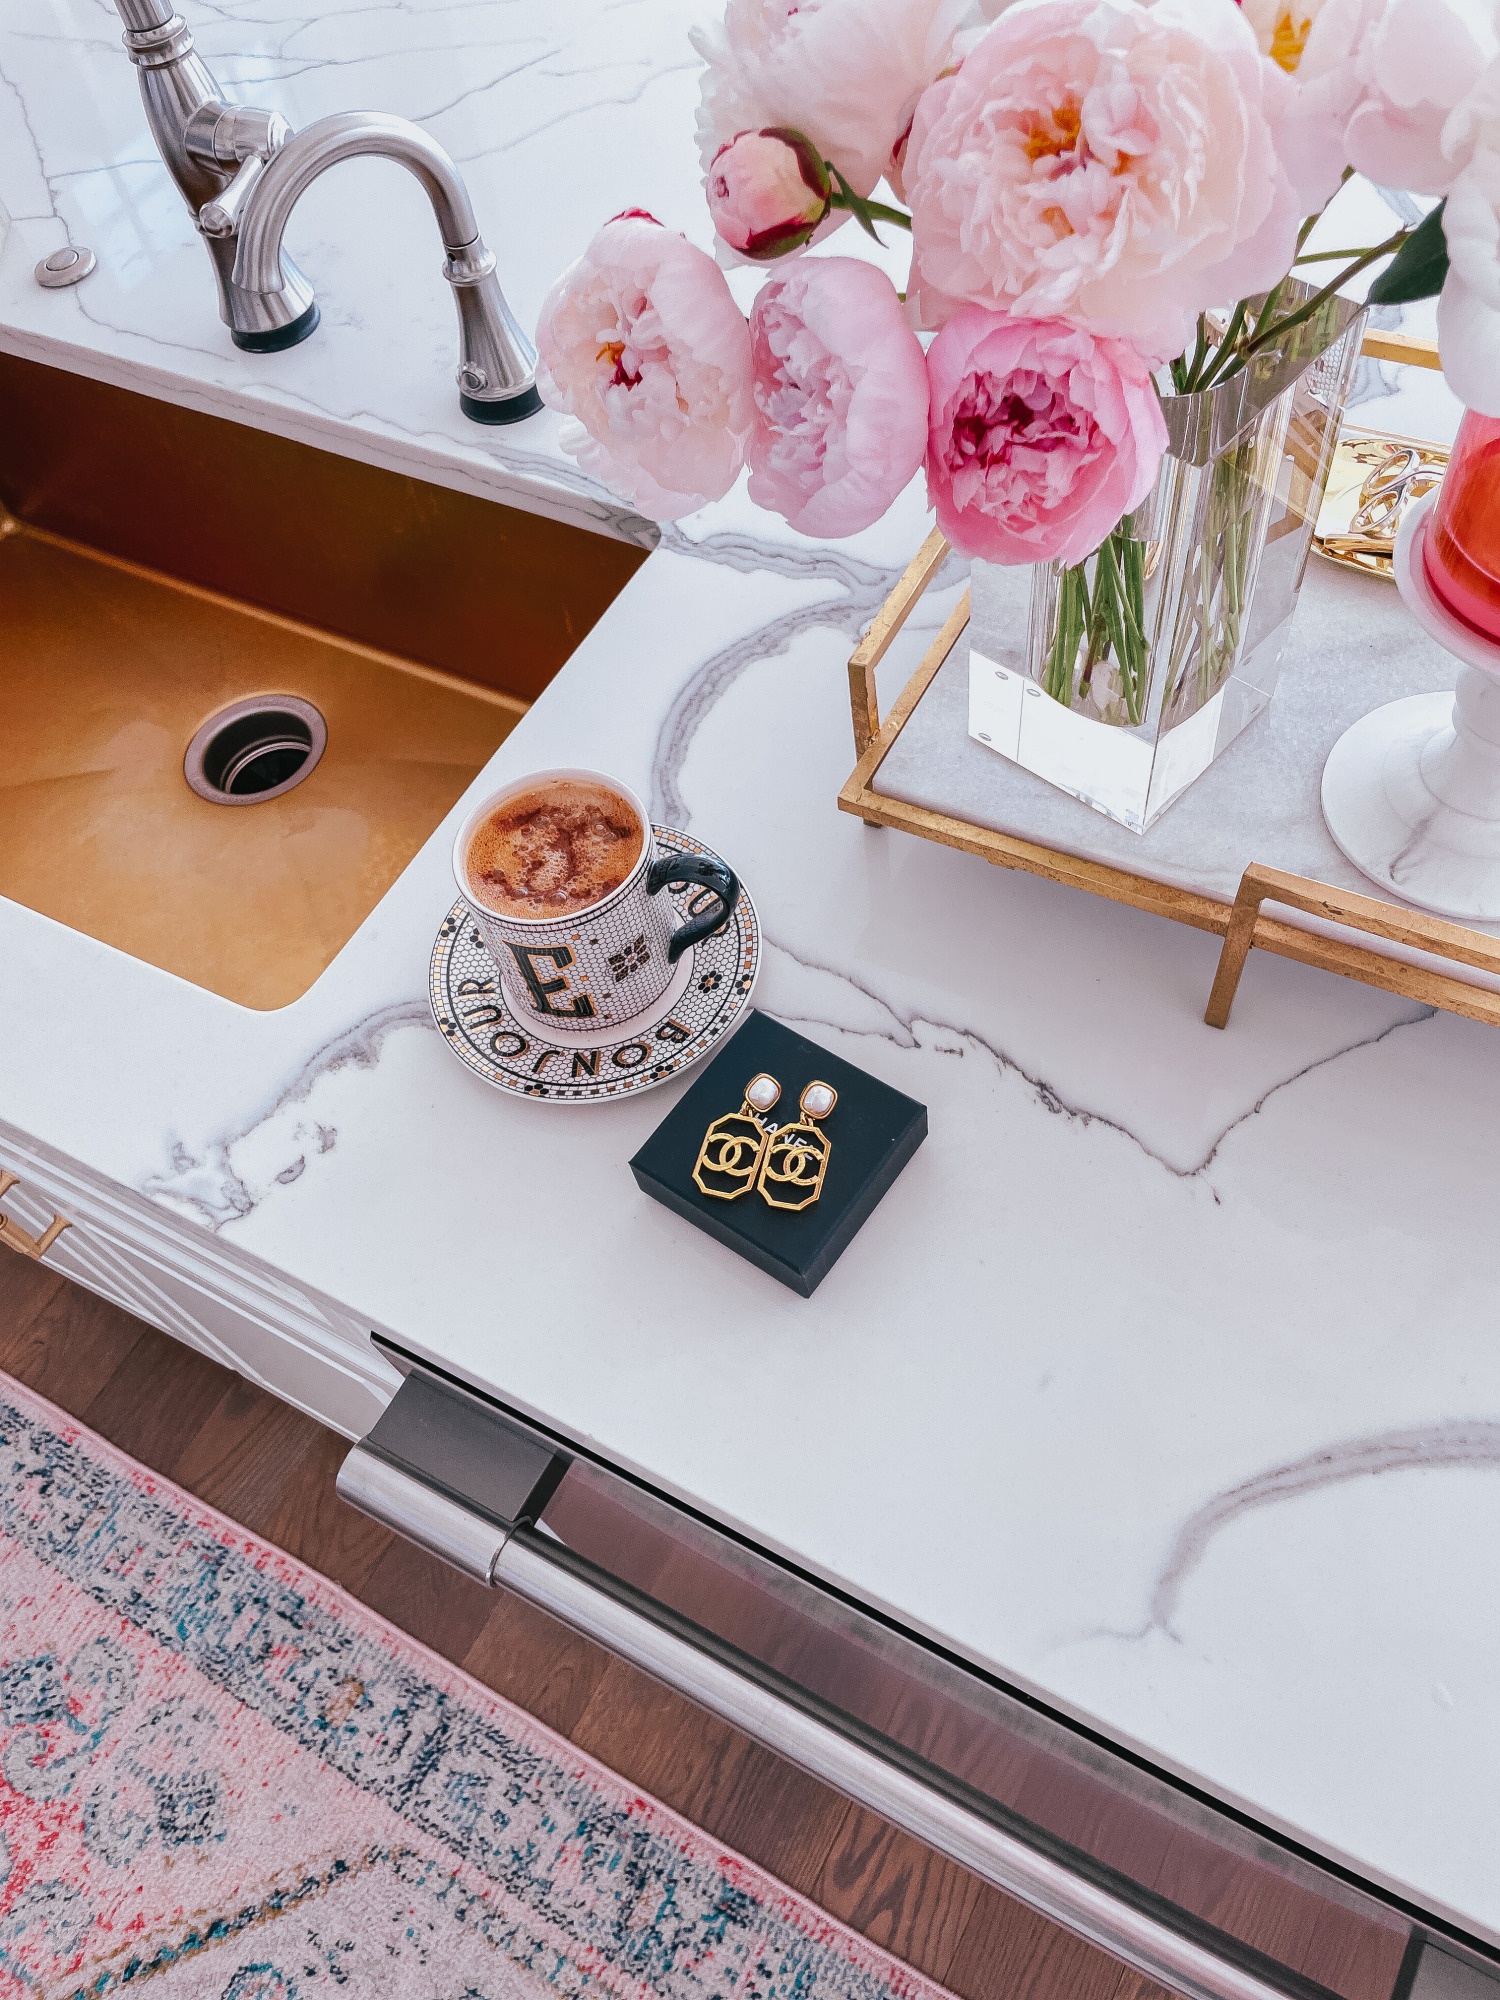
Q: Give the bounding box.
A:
[0,354,645,1010]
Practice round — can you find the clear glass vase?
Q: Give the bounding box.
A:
[969,286,1367,833]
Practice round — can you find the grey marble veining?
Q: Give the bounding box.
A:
[1146,1421,1500,1640]
[652,527,963,824]
[3,0,1500,1952]
[142,1000,434,1231]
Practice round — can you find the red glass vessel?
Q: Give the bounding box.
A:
[1425,409,1500,640]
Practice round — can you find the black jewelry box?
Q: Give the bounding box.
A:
[629,1011,927,1297]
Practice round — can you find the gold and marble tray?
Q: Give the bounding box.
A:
[840,527,1500,1033]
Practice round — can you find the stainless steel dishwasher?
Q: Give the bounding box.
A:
[339,1340,1499,2000]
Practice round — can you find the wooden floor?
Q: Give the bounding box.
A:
[0,1255,1167,2000]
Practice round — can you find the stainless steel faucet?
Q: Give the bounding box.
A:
[112,0,540,424]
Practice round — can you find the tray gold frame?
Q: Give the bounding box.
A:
[839,518,1500,1034]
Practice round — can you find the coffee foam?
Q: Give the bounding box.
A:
[465,779,643,920]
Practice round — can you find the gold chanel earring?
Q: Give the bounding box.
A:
[758,1081,837,1210]
[693,1074,781,1201]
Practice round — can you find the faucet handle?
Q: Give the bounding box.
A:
[200,155,267,239]
[188,102,291,236]
[190,106,299,260]
[185,103,290,169]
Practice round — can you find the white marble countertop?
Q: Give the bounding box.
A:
[4,0,1499,1957]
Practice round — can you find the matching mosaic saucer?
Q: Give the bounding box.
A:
[430,826,761,1105]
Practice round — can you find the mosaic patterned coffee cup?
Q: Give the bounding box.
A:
[451,769,738,1028]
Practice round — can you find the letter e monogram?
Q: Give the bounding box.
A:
[505,942,598,1020]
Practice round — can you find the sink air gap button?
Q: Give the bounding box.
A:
[34,246,97,288]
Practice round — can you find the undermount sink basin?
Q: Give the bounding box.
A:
[0,354,645,1009]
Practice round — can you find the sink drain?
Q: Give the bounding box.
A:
[184,697,327,805]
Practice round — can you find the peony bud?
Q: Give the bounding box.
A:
[706,128,831,261]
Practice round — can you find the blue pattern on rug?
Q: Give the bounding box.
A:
[0,1392,930,2000]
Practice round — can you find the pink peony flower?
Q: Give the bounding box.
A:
[707,128,831,260]
[535,215,754,521]
[747,259,930,536]
[1295,0,1500,414]
[1340,0,1500,192]
[1288,1,1500,416]
[693,0,974,233]
[1239,0,1332,72]
[903,0,1306,362]
[924,310,1168,566]
[1237,0,1364,199]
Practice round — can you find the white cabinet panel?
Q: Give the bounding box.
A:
[0,1124,398,1439]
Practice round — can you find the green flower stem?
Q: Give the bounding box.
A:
[1294,167,1356,258]
[1182,298,1248,395]
[1191,287,1281,395]
[1194,281,1286,394]
[1045,563,1088,704]
[1091,539,1129,714]
[1122,536,1149,724]
[1235,226,1410,364]
[828,191,912,230]
[1044,524,1150,725]
[1249,279,1287,342]
[1100,530,1149,726]
[1187,313,1209,389]
[1293,243,1398,262]
[1172,314,1209,395]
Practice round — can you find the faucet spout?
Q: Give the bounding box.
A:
[233,110,540,424]
[110,0,539,416]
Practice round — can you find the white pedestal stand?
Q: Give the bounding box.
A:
[1322,490,1500,921]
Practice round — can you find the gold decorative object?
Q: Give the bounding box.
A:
[0,1170,71,1262]
[840,512,1500,1037]
[758,1083,838,1212]
[693,1075,781,1201]
[1314,430,1449,579]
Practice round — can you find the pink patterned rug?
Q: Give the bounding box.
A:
[0,1372,951,2000]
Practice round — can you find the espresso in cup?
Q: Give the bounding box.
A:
[452,768,741,1031]
[464,779,643,920]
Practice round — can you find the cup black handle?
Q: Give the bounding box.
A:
[646,853,739,963]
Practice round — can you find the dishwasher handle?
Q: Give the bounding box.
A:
[336,1427,1343,2000]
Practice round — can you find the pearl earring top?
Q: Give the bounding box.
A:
[745,1074,781,1113]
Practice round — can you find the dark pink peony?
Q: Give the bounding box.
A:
[925,311,1168,566]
